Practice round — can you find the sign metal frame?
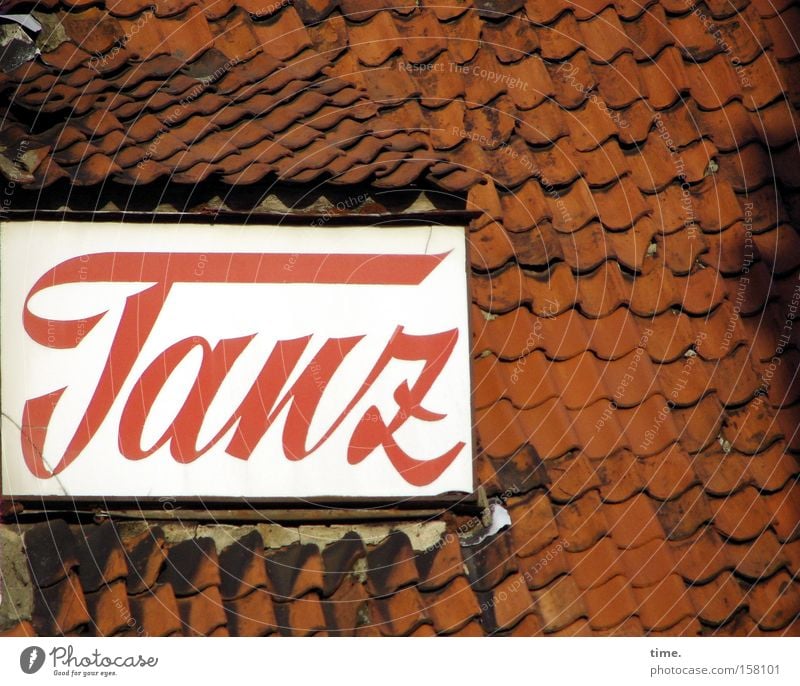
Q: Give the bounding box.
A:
[0,217,480,514]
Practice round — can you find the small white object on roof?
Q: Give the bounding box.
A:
[0,14,42,33]
[460,501,512,547]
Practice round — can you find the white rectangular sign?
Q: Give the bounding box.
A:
[1,221,473,498]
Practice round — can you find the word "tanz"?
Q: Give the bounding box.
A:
[1,224,473,498]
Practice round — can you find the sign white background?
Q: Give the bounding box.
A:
[1,221,473,498]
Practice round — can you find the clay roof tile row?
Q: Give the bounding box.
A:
[6,503,793,636]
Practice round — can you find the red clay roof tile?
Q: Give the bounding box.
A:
[546,616,594,636]
[280,592,328,635]
[724,399,783,454]
[621,538,675,588]
[533,573,587,632]
[473,341,761,414]
[138,0,190,16]
[749,570,800,630]
[176,586,228,636]
[521,0,564,23]
[210,10,265,59]
[595,616,648,636]
[657,485,714,541]
[63,7,126,54]
[75,522,129,594]
[483,15,538,64]
[784,539,800,576]
[265,544,324,600]
[594,451,646,503]
[415,534,465,592]
[55,140,102,166]
[650,614,704,636]
[556,490,610,552]
[605,494,666,549]
[634,573,694,631]
[32,571,91,635]
[639,446,699,501]
[223,588,276,636]
[200,0,236,20]
[117,10,169,61]
[567,536,625,590]
[507,492,560,556]
[304,9,347,56]
[582,8,633,63]
[422,576,481,634]
[747,445,800,490]
[734,530,790,580]
[120,528,166,595]
[688,572,747,627]
[396,10,448,64]
[546,452,602,502]
[764,481,800,542]
[464,532,518,592]
[39,41,93,71]
[624,3,671,56]
[323,575,369,635]
[536,12,582,61]
[444,619,483,636]
[584,574,638,630]
[251,6,313,61]
[83,580,129,636]
[322,533,366,597]
[694,445,782,496]
[217,532,268,601]
[409,623,437,636]
[24,521,79,588]
[365,532,419,596]
[433,11,479,63]
[371,586,430,636]
[670,526,731,584]
[750,0,794,18]
[765,7,800,60]
[500,611,541,636]
[348,12,402,67]
[160,538,221,597]
[0,621,37,638]
[518,539,570,590]
[485,572,536,631]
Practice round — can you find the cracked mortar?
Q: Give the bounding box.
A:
[0,526,33,631]
[133,520,447,553]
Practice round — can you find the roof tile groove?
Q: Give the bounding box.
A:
[224,588,277,636]
[265,543,324,599]
[160,537,220,597]
[75,522,129,594]
[85,580,132,636]
[218,531,268,601]
[32,572,91,635]
[24,521,79,588]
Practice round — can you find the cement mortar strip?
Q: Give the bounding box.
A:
[0,525,33,631]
